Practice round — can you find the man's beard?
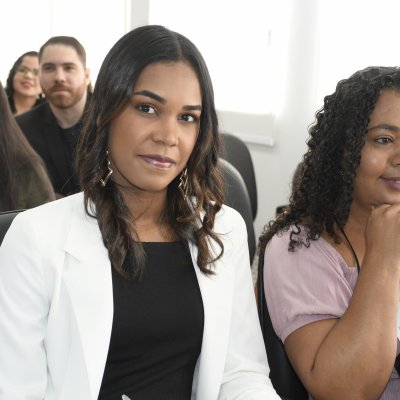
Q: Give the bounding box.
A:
[44,83,87,109]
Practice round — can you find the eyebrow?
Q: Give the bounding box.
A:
[41,62,77,68]
[19,65,38,71]
[133,89,202,111]
[367,123,400,132]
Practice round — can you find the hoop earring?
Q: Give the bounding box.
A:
[99,150,113,187]
[178,168,189,199]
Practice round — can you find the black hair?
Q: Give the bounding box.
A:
[259,66,400,255]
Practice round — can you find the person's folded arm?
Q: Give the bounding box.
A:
[284,206,400,400]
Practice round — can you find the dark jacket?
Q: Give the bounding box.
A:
[16,102,82,197]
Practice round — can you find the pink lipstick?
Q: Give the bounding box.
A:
[141,155,175,169]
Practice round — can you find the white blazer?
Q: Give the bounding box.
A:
[0,193,279,400]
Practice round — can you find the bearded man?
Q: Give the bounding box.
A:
[17,36,91,197]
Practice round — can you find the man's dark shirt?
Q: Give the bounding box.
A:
[16,100,88,197]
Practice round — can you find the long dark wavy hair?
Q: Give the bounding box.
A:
[5,51,44,114]
[259,66,400,256]
[0,81,53,209]
[76,25,224,279]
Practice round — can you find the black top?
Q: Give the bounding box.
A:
[16,97,91,196]
[58,122,81,192]
[98,242,204,400]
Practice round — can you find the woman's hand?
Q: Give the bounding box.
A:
[365,203,400,274]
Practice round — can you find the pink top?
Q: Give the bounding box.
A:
[264,227,400,399]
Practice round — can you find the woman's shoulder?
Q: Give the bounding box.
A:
[3,193,98,258]
[266,224,326,261]
[265,224,349,278]
[215,203,246,231]
[268,224,308,245]
[218,203,244,219]
[12,193,85,233]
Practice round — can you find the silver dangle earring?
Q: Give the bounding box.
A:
[178,168,189,199]
[99,150,113,187]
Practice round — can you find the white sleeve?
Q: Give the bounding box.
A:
[0,213,49,399]
[218,213,280,399]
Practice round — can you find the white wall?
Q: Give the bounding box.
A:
[0,0,131,86]
[235,0,320,238]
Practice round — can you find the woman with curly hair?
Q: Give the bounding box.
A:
[0,25,278,400]
[260,66,400,399]
[5,51,44,115]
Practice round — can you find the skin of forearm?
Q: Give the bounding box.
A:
[308,255,399,399]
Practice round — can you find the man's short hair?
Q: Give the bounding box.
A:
[39,36,86,67]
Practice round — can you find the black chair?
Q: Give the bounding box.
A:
[219,158,256,264]
[220,132,258,220]
[0,210,23,245]
[257,252,309,400]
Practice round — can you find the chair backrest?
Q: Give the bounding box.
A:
[0,210,23,246]
[257,252,309,399]
[219,158,256,264]
[220,132,258,220]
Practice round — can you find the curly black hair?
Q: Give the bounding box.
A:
[259,66,400,256]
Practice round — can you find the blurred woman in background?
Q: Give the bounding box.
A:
[0,81,54,211]
[5,51,44,115]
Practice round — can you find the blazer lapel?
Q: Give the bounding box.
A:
[62,208,113,399]
[190,241,235,399]
[60,201,236,399]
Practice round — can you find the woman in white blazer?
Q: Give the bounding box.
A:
[0,25,279,400]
